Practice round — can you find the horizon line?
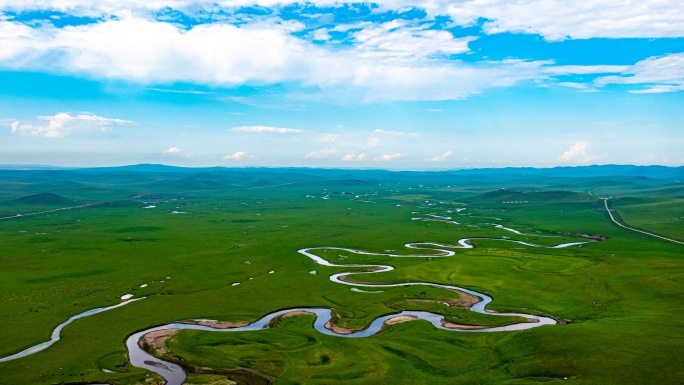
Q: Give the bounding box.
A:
[0,163,682,173]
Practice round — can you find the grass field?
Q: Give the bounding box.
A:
[0,165,682,385]
[612,197,684,241]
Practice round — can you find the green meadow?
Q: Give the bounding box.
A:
[0,165,682,385]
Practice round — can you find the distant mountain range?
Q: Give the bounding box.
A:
[1,163,682,180]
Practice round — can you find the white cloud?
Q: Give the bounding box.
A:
[595,53,684,92]
[230,125,304,134]
[422,0,684,40]
[0,16,314,84]
[373,129,403,135]
[163,146,181,154]
[630,84,684,94]
[430,150,453,161]
[0,21,44,64]
[351,20,473,60]
[0,0,684,41]
[10,112,133,137]
[340,58,572,102]
[557,82,594,90]
[341,153,366,161]
[306,147,337,158]
[536,63,628,76]
[312,28,331,41]
[0,3,682,103]
[2,1,682,41]
[374,153,404,161]
[0,17,574,102]
[222,151,249,160]
[557,141,593,162]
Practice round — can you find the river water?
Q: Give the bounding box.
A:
[2,236,586,385]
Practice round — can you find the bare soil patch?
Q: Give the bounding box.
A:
[139,329,179,355]
[384,315,418,325]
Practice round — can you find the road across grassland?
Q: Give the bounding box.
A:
[0,203,95,220]
[602,198,684,245]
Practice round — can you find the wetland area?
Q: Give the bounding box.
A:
[0,165,682,385]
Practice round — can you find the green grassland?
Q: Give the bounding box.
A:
[613,197,684,241]
[0,166,682,385]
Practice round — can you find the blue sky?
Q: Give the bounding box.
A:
[0,1,682,169]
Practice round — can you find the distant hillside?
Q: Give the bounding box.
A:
[12,192,74,205]
[447,165,684,180]
[1,163,682,180]
[0,164,680,197]
[467,188,589,204]
[95,164,684,185]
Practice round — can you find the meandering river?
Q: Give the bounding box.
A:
[126,238,583,385]
[0,299,143,363]
[1,236,589,385]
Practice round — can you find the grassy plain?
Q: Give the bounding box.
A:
[613,197,684,241]
[0,166,682,385]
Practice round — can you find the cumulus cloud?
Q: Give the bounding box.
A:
[0,2,681,103]
[163,146,181,154]
[0,15,623,103]
[230,125,304,134]
[374,153,404,161]
[10,112,133,137]
[557,141,592,162]
[341,153,366,161]
[0,16,313,83]
[312,28,331,41]
[430,150,453,161]
[222,151,249,160]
